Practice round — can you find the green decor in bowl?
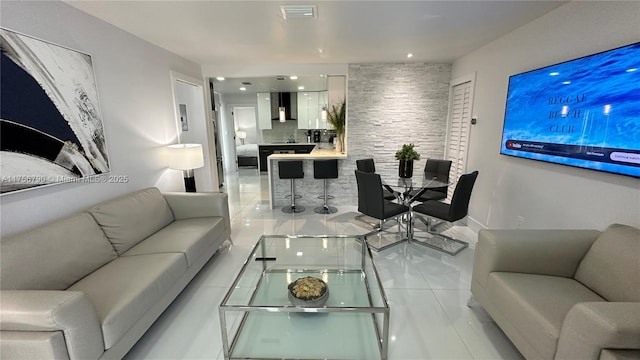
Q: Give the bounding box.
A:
[287,276,329,307]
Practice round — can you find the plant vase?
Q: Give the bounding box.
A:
[398,159,414,178]
[335,133,345,153]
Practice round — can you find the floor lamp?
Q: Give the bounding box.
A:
[167,143,204,192]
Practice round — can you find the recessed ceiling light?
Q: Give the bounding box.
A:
[239,87,246,91]
[550,72,560,76]
[298,86,304,90]
[562,81,571,85]
[407,53,413,58]
[627,68,638,72]
[216,76,225,81]
[290,75,298,80]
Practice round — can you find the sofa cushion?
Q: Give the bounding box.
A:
[88,187,174,255]
[67,253,187,349]
[600,349,640,360]
[0,331,70,360]
[122,217,225,267]
[574,223,640,302]
[0,212,117,290]
[487,272,604,360]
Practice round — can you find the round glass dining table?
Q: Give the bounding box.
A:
[379,173,452,243]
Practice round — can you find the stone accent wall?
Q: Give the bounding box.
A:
[271,63,452,208]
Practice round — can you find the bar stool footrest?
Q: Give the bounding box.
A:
[314,205,338,214]
[282,205,305,214]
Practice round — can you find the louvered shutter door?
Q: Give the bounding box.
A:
[446,81,473,199]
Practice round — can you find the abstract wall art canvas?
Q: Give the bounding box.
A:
[0,28,110,194]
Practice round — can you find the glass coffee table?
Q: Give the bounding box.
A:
[219,235,390,360]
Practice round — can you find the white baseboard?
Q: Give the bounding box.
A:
[466,216,486,233]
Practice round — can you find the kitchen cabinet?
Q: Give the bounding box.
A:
[257,92,272,129]
[297,91,328,129]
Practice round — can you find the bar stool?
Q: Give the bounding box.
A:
[313,159,338,214]
[279,160,305,213]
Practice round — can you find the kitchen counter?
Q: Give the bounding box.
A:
[268,147,347,160]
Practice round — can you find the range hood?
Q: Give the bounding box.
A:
[270,92,297,121]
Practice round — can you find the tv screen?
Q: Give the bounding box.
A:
[500,42,640,178]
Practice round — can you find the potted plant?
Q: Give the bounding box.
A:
[395,143,420,178]
[326,99,346,153]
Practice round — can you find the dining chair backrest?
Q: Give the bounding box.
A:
[448,171,479,222]
[355,170,385,219]
[355,170,368,214]
[423,158,452,197]
[356,158,376,173]
[424,159,452,182]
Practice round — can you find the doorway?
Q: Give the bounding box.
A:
[170,71,218,191]
[445,73,475,199]
[233,107,258,144]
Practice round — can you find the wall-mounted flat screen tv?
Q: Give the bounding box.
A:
[500,42,640,178]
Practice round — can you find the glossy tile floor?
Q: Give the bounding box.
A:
[125,169,524,360]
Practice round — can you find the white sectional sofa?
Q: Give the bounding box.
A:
[0,187,231,360]
[471,224,640,360]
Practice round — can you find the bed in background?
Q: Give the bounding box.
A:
[236,143,258,168]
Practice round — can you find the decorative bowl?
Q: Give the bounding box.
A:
[287,276,329,307]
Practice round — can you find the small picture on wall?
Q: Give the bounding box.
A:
[179,104,188,131]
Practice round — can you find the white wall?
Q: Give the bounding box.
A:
[452,1,640,230]
[0,1,203,236]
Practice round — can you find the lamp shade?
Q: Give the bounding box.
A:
[236,130,247,139]
[166,143,204,170]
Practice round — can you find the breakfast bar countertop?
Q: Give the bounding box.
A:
[267,147,347,160]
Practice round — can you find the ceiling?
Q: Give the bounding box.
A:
[65,1,566,94]
[211,74,329,95]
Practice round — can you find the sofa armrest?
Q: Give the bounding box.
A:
[164,191,230,222]
[472,229,600,290]
[556,302,640,360]
[0,290,103,360]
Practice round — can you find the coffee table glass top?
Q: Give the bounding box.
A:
[219,235,389,360]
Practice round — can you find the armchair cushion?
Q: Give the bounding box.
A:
[472,229,600,291]
[575,224,640,302]
[487,272,605,360]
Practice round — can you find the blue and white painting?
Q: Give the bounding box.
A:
[501,42,640,177]
[0,28,110,193]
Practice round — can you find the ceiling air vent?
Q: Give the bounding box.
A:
[280,5,317,20]
[241,82,252,85]
[276,76,287,80]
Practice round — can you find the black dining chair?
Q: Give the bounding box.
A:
[355,170,410,250]
[355,158,396,200]
[412,159,452,202]
[412,170,479,255]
